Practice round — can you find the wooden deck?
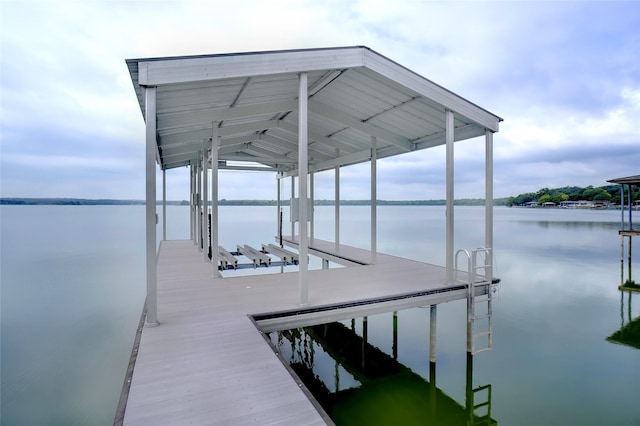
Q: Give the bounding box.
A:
[122,239,470,425]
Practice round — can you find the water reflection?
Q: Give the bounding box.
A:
[269,317,497,425]
[608,291,640,350]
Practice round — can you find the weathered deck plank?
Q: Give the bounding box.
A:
[123,239,464,425]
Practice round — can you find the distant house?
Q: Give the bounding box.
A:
[560,200,593,209]
[541,202,557,208]
[524,201,539,208]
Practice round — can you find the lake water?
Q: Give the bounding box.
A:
[1,205,639,425]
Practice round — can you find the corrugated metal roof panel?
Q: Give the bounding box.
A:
[126,46,502,172]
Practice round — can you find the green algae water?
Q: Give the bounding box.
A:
[2,205,639,424]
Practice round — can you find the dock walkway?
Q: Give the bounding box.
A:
[122,239,468,425]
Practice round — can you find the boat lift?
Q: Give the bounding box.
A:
[215,243,300,270]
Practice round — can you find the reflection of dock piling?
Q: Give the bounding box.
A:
[607,175,639,289]
[272,321,497,425]
[607,291,640,350]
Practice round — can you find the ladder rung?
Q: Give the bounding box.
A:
[474,384,491,392]
[473,314,491,321]
[474,331,491,338]
[474,401,490,409]
[473,347,492,354]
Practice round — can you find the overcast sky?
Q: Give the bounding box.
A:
[1,0,638,201]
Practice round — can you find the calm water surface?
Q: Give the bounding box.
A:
[1,205,639,424]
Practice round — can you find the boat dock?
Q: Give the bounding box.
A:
[122,46,502,424]
[121,239,478,425]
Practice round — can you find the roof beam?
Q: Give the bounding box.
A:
[277,121,358,154]
[309,101,413,152]
[362,49,501,132]
[259,134,333,162]
[136,47,366,85]
[157,99,298,131]
[158,119,280,145]
[413,123,487,149]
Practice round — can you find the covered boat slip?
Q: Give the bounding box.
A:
[122,239,486,425]
[124,46,502,423]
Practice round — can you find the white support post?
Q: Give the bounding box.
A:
[335,148,340,253]
[189,163,194,242]
[211,123,220,277]
[162,168,167,241]
[485,130,494,276]
[310,171,315,245]
[195,155,201,249]
[430,305,437,366]
[277,173,282,244]
[189,160,198,246]
[202,142,209,262]
[298,72,309,305]
[291,176,295,239]
[371,136,377,264]
[445,109,455,283]
[144,85,159,327]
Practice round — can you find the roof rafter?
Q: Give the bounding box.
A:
[309,100,413,152]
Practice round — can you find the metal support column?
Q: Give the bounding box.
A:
[371,136,377,264]
[211,123,220,277]
[298,72,309,305]
[485,130,493,275]
[195,154,201,249]
[430,305,437,380]
[277,173,282,246]
[310,171,315,245]
[202,143,208,262]
[445,109,455,282]
[144,85,159,327]
[291,176,295,239]
[335,148,340,253]
[162,168,166,241]
[191,162,196,245]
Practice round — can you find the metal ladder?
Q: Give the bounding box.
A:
[455,248,494,355]
[467,383,493,426]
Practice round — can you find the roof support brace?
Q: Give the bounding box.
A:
[144,86,159,327]
[211,123,220,278]
[445,109,454,283]
[298,72,309,306]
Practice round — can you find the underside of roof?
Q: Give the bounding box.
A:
[126,46,502,173]
[608,175,640,185]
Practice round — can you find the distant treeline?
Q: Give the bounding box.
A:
[506,185,638,207]
[1,197,509,206]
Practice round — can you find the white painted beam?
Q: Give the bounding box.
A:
[445,109,454,283]
[335,148,340,253]
[371,136,377,264]
[485,130,494,276]
[162,168,166,241]
[211,123,220,278]
[144,85,159,327]
[298,72,309,306]
[137,47,365,85]
[202,142,208,262]
[413,123,486,149]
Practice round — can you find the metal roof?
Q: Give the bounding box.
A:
[607,175,640,185]
[126,46,502,173]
